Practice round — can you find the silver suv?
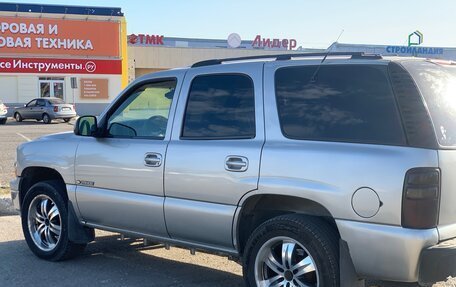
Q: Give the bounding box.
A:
[10,53,456,286]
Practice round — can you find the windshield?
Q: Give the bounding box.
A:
[402,61,456,147]
[48,98,65,105]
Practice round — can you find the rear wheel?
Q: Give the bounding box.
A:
[14,112,22,122]
[21,180,86,261]
[243,214,339,287]
[42,113,51,124]
[63,118,71,123]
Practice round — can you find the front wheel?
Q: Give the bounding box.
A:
[243,214,340,287]
[15,112,22,122]
[21,181,86,261]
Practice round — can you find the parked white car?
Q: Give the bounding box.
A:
[0,100,7,124]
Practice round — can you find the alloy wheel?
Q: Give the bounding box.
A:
[27,195,62,251]
[254,236,319,287]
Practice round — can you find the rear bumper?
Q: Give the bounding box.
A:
[9,177,20,211]
[51,112,76,119]
[336,219,439,282]
[419,238,456,284]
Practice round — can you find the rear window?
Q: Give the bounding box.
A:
[275,65,406,145]
[48,98,65,104]
[182,74,255,139]
[402,61,456,147]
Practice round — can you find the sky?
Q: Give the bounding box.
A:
[6,0,456,49]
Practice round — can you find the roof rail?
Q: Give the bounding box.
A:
[191,52,382,68]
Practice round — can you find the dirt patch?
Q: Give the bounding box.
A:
[0,189,18,216]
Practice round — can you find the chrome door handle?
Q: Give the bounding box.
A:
[144,152,162,167]
[225,156,248,172]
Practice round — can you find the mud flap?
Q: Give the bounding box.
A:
[68,202,95,244]
[340,239,365,287]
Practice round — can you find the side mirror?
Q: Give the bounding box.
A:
[74,116,98,136]
[108,122,137,137]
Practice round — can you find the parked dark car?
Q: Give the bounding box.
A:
[14,98,76,124]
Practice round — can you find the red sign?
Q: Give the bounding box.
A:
[0,17,120,57]
[252,35,297,50]
[0,57,121,74]
[128,34,164,46]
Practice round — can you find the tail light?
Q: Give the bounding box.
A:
[402,168,440,229]
[53,106,58,112]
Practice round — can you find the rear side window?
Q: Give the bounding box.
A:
[275,65,406,145]
[48,98,65,105]
[401,61,456,147]
[182,74,255,139]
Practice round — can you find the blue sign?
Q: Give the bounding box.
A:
[386,46,444,55]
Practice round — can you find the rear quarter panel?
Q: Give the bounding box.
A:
[255,60,439,225]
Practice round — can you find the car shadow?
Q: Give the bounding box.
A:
[3,120,69,126]
[0,233,244,287]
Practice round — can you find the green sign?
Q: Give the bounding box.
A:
[408,30,423,46]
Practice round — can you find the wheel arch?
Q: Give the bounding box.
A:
[235,194,339,255]
[19,166,67,208]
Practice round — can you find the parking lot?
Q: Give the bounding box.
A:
[0,119,452,287]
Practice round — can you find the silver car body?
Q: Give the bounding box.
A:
[14,97,76,120]
[10,57,456,283]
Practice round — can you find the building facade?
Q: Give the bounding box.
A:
[1,3,455,117]
[331,42,456,61]
[0,3,127,116]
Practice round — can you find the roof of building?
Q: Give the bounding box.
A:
[0,2,123,16]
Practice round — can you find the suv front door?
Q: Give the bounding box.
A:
[164,63,265,251]
[74,73,183,237]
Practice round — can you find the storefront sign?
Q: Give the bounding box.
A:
[0,57,122,74]
[227,33,242,48]
[0,17,120,57]
[385,46,444,55]
[128,34,164,46]
[252,35,297,50]
[408,30,423,46]
[80,78,109,99]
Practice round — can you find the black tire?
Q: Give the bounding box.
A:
[42,113,51,124]
[21,180,86,261]
[63,118,71,123]
[0,118,6,125]
[14,112,22,122]
[243,214,339,287]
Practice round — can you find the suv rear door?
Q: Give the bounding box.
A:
[164,62,264,250]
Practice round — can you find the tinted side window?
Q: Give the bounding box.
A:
[107,80,176,139]
[401,61,456,147]
[182,74,255,139]
[27,100,37,107]
[36,99,46,106]
[275,65,406,145]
